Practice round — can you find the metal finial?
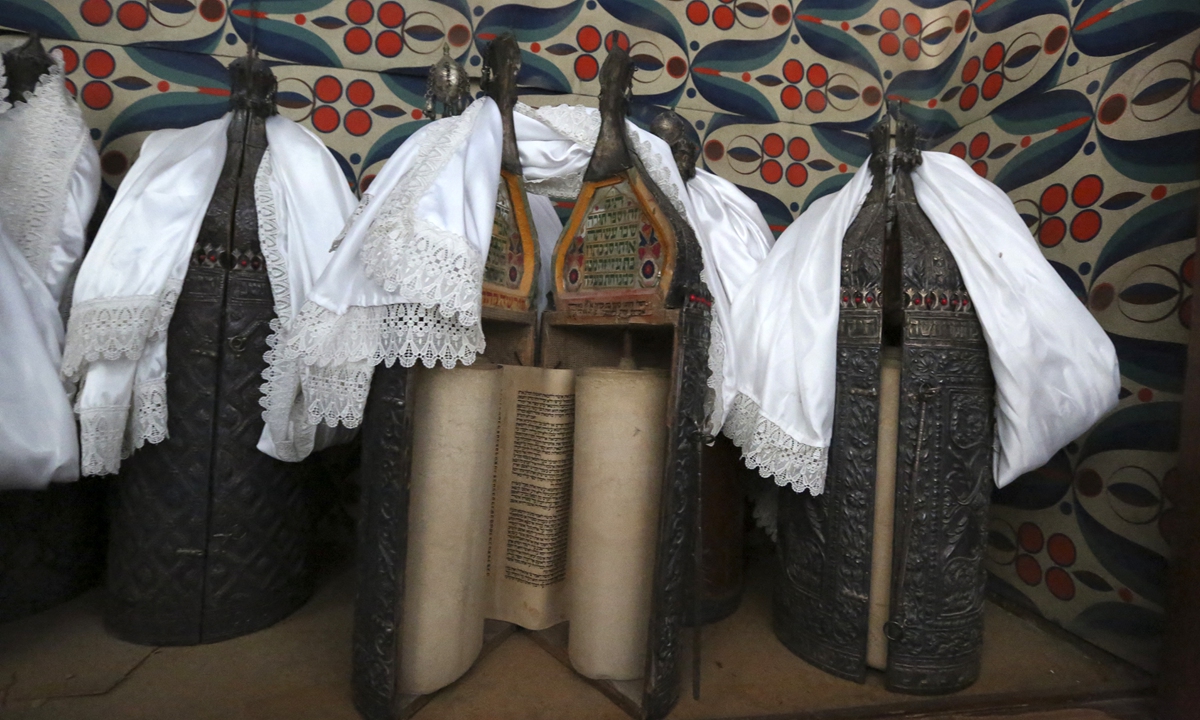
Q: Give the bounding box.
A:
[424,44,471,119]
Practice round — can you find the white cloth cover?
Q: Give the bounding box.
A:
[278,100,770,446]
[0,50,100,310]
[0,217,80,489]
[0,53,100,488]
[685,169,774,433]
[282,97,503,437]
[64,113,356,475]
[513,103,773,434]
[725,152,1119,495]
[527,192,562,313]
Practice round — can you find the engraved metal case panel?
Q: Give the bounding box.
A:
[773,123,995,694]
[106,62,316,646]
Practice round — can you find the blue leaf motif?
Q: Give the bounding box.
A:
[102,93,229,147]
[1106,334,1187,395]
[125,47,230,91]
[596,0,686,50]
[992,120,1090,193]
[476,0,584,43]
[1097,130,1200,186]
[974,0,1069,34]
[1074,498,1166,606]
[0,0,78,39]
[690,71,778,122]
[1079,401,1180,461]
[229,10,341,66]
[691,30,790,74]
[1093,191,1198,280]
[519,51,572,93]
[794,15,879,81]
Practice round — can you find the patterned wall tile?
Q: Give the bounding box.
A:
[2,0,1199,672]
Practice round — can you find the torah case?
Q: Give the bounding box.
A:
[351,47,709,720]
[774,118,996,694]
[103,56,319,646]
[0,36,106,624]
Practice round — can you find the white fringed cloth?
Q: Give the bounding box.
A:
[62,114,356,475]
[724,153,1121,496]
[0,53,99,489]
[281,99,773,450]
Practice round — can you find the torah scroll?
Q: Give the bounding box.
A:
[486,365,575,630]
[867,348,901,671]
[398,365,503,694]
[566,368,669,681]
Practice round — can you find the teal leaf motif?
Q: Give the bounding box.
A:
[1073,570,1114,592]
[275,91,310,109]
[477,0,585,43]
[0,0,78,39]
[596,0,686,50]
[102,93,228,147]
[113,76,152,91]
[310,16,346,29]
[125,47,229,90]
[371,105,407,118]
[1093,191,1198,281]
[1099,192,1145,211]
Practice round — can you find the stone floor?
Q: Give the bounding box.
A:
[0,560,1153,720]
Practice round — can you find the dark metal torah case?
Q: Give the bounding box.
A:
[104,58,319,646]
[773,120,996,694]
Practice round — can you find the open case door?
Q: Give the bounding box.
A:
[349,38,531,720]
[478,35,538,367]
[533,48,710,719]
[350,46,709,720]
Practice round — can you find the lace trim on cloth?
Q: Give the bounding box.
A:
[359,100,486,325]
[723,392,828,495]
[704,313,726,435]
[254,151,319,461]
[290,302,483,427]
[77,404,127,477]
[330,192,372,252]
[60,279,183,380]
[0,54,88,281]
[128,377,168,452]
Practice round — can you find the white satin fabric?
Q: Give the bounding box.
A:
[726,152,1119,495]
[0,52,100,311]
[513,103,772,434]
[526,192,563,312]
[64,114,356,475]
[685,169,774,433]
[281,98,503,439]
[912,153,1120,485]
[0,217,80,489]
[0,54,99,488]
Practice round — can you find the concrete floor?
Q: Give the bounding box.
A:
[0,560,1152,720]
